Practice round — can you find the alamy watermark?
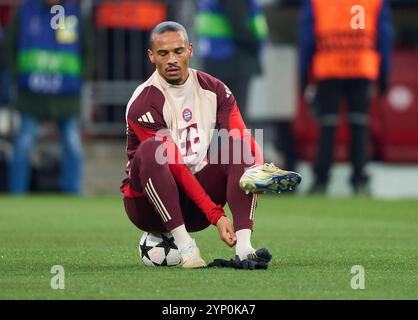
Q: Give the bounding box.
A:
[351,5,365,30]
[350,265,365,290]
[50,265,65,290]
[153,128,264,166]
[50,5,65,30]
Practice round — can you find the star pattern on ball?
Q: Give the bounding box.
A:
[140,239,154,261]
[139,233,181,267]
[156,234,178,256]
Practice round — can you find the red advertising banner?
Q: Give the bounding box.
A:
[96,1,167,30]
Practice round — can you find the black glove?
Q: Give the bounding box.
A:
[237,258,268,270]
[206,257,268,270]
[207,258,235,268]
[378,73,389,96]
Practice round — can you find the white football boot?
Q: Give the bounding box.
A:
[239,163,302,194]
[179,239,206,269]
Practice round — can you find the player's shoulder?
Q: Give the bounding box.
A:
[195,69,228,95]
[195,69,233,106]
[126,74,165,117]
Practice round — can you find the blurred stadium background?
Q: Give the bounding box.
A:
[0,0,417,198]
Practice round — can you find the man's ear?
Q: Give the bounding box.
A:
[147,49,155,63]
[189,43,193,58]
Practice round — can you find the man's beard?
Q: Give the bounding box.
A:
[166,78,182,85]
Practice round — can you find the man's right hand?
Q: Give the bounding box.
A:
[216,216,236,247]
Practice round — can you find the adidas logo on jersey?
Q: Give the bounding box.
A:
[138,112,155,124]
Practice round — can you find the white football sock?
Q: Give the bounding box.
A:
[171,224,193,250]
[235,229,256,260]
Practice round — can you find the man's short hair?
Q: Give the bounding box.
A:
[149,21,189,48]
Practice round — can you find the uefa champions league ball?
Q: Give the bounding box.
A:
[139,232,182,267]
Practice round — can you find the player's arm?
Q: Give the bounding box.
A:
[127,96,226,226]
[216,83,264,165]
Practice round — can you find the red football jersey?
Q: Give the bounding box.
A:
[122,69,262,224]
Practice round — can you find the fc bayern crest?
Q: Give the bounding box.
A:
[182,108,192,122]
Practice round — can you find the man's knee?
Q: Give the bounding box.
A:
[124,197,166,233]
[214,137,254,166]
[228,137,254,166]
[134,138,167,167]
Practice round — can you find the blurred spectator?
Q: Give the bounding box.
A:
[5,0,92,194]
[299,0,394,194]
[195,0,268,124]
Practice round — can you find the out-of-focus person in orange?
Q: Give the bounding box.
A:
[299,0,394,195]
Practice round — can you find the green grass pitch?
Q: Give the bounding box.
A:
[1,194,418,299]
